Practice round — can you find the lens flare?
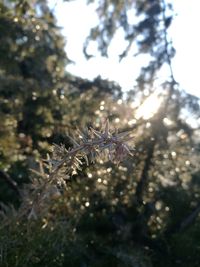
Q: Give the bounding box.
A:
[135,91,163,120]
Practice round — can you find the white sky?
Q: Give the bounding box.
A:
[49,0,200,98]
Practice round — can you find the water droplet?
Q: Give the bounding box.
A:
[143,89,149,96]
[128,119,137,125]
[185,160,190,166]
[100,105,104,111]
[163,117,173,126]
[106,167,112,173]
[88,173,92,178]
[85,202,90,207]
[117,99,123,105]
[146,122,151,128]
[155,201,162,210]
[171,151,176,157]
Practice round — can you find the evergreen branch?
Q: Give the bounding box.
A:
[50,121,133,176]
[17,121,134,220]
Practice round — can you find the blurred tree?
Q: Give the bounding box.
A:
[79,0,200,266]
[0,0,122,204]
[0,0,200,267]
[0,0,68,203]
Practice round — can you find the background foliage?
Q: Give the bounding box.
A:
[0,0,200,266]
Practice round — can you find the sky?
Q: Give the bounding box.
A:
[48,0,200,98]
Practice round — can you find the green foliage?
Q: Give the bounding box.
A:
[0,0,121,203]
[0,0,200,267]
[0,0,68,184]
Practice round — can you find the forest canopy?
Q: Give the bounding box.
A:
[0,1,200,267]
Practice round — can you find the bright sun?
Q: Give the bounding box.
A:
[135,91,163,120]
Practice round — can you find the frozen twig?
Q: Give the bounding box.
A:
[17,120,134,220]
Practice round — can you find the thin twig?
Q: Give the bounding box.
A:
[179,203,200,232]
[0,170,21,196]
[160,0,177,84]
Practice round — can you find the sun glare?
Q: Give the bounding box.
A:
[135,91,163,120]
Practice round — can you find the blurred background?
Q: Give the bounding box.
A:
[0,0,200,266]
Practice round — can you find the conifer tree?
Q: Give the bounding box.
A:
[0,0,122,204]
[0,1,200,267]
[81,0,200,265]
